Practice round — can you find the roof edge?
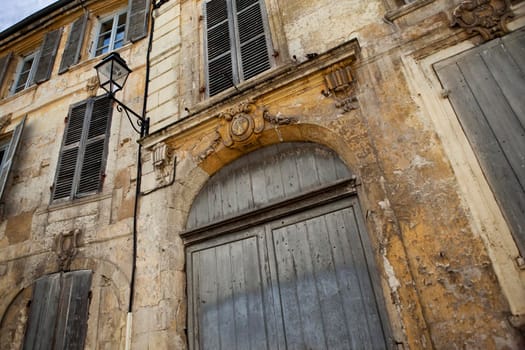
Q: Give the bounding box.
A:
[0,0,77,42]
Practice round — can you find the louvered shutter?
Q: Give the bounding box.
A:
[59,15,88,74]
[205,0,235,96]
[235,0,271,80]
[0,116,26,202]
[126,0,150,42]
[23,274,61,350]
[54,271,92,350]
[53,102,87,200]
[0,52,12,88]
[77,95,112,196]
[34,28,62,83]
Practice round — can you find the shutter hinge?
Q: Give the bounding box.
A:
[516,256,525,270]
[440,89,450,98]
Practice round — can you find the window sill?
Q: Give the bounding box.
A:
[385,0,435,22]
[0,84,38,104]
[37,192,112,215]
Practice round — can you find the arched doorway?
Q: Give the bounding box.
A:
[184,142,391,349]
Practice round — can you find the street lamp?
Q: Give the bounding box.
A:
[94,52,149,136]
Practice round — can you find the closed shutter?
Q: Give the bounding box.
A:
[23,274,61,350]
[0,116,26,202]
[126,0,150,42]
[434,29,525,253]
[205,0,235,96]
[52,96,112,201]
[59,15,88,74]
[77,96,112,195]
[34,28,62,83]
[54,271,92,350]
[205,0,272,97]
[0,52,12,88]
[23,271,93,350]
[235,0,271,80]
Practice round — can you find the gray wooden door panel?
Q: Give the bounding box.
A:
[188,199,389,349]
[187,143,353,230]
[435,30,525,252]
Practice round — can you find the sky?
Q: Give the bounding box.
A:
[0,0,57,32]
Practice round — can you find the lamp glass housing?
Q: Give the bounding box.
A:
[95,52,131,94]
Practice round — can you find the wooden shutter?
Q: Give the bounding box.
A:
[0,52,12,88]
[235,0,271,80]
[126,0,150,42]
[59,15,88,74]
[53,102,87,200]
[77,96,112,196]
[23,271,92,350]
[0,116,26,202]
[54,271,92,350]
[434,29,525,252]
[23,274,61,350]
[34,28,62,84]
[205,0,235,96]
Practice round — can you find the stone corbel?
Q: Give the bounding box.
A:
[198,100,297,160]
[451,0,513,42]
[55,228,81,271]
[322,63,359,113]
[151,142,175,186]
[0,114,12,133]
[86,76,100,97]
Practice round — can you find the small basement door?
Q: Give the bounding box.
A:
[184,143,391,349]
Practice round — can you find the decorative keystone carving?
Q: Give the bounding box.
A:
[322,63,359,112]
[151,142,175,186]
[86,76,100,97]
[55,229,81,270]
[198,101,297,160]
[451,0,513,42]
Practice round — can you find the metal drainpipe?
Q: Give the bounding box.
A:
[125,1,167,349]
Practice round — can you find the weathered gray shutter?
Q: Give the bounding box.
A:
[34,28,62,83]
[23,271,92,350]
[235,0,271,80]
[23,273,61,350]
[205,0,235,96]
[54,271,92,350]
[434,29,525,253]
[0,116,26,202]
[59,15,88,74]
[53,102,87,200]
[0,52,12,88]
[126,0,150,42]
[77,95,112,195]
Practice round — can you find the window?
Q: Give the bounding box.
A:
[0,116,26,202]
[12,52,39,94]
[52,95,112,201]
[4,28,62,95]
[204,0,273,97]
[94,11,128,57]
[23,271,92,350]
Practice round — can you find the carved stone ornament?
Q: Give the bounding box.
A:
[451,0,513,41]
[198,101,297,160]
[86,76,100,97]
[55,229,81,270]
[151,142,175,186]
[322,63,359,112]
[0,114,12,133]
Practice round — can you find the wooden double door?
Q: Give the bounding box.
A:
[187,196,390,350]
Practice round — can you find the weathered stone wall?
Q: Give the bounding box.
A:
[140,0,525,349]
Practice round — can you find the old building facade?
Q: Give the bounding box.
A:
[0,0,149,348]
[0,0,524,349]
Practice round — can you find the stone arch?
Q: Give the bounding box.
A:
[181,137,392,348]
[0,256,129,350]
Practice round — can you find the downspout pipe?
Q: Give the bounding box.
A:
[126,2,168,349]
